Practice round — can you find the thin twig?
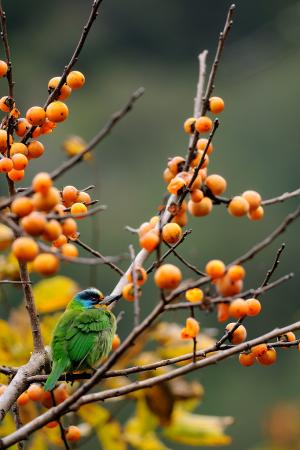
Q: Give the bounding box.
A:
[165,273,293,310]
[50,392,70,450]
[129,245,140,327]
[22,0,104,144]
[0,0,14,97]
[75,238,124,275]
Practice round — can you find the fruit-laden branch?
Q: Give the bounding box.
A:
[0,87,145,212]
[0,214,124,267]
[167,204,300,300]
[204,187,300,207]
[0,0,14,98]
[22,0,104,144]
[165,272,293,310]
[1,319,300,449]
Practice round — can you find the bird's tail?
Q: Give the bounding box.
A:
[44,360,65,391]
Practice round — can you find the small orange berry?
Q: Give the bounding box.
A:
[70,202,87,217]
[226,323,247,345]
[162,223,182,245]
[0,129,11,152]
[209,96,224,114]
[278,331,296,344]
[66,71,85,89]
[32,127,42,138]
[185,317,200,337]
[239,352,255,367]
[217,302,230,323]
[228,196,250,217]
[46,101,69,123]
[190,189,204,203]
[11,196,33,217]
[26,106,46,126]
[196,138,214,155]
[27,141,44,159]
[0,157,13,172]
[154,264,182,290]
[257,348,277,366]
[65,425,81,442]
[163,167,174,183]
[40,118,56,134]
[77,191,91,204]
[228,298,248,319]
[46,421,59,429]
[183,117,196,134]
[215,276,243,297]
[195,116,213,133]
[171,212,188,227]
[0,95,14,112]
[242,190,261,211]
[122,283,137,302]
[32,172,52,194]
[0,60,8,77]
[43,220,62,241]
[185,288,204,303]
[33,253,60,276]
[245,298,261,317]
[149,216,160,227]
[21,212,47,236]
[139,230,160,252]
[227,265,246,282]
[62,218,78,238]
[32,188,60,212]
[62,185,78,205]
[12,237,39,261]
[188,197,212,217]
[112,334,121,350]
[168,156,186,175]
[10,142,28,157]
[61,243,78,258]
[251,344,268,358]
[12,153,28,170]
[7,169,24,182]
[48,76,72,100]
[15,118,31,137]
[127,267,148,286]
[17,391,30,406]
[205,259,226,279]
[248,206,264,221]
[167,176,186,195]
[180,327,191,339]
[205,174,227,196]
[27,384,44,402]
[189,150,209,169]
[52,234,68,248]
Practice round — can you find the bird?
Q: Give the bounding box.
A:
[44,287,116,391]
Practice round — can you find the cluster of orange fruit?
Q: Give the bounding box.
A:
[238,332,298,367]
[0,383,81,441]
[161,95,264,222]
[10,173,94,275]
[0,65,85,181]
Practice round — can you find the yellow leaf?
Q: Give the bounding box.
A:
[97,421,127,450]
[163,404,233,446]
[79,403,110,427]
[33,276,78,313]
[0,413,15,437]
[28,431,48,450]
[62,135,92,160]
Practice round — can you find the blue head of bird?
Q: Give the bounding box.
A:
[70,287,105,310]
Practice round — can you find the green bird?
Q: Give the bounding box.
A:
[44,287,116,391]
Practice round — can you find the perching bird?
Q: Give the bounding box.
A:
[44,287,116,391]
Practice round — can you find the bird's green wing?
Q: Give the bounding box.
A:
[65,309,116,367]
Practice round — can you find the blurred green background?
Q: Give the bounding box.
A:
[1,0,300,448]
